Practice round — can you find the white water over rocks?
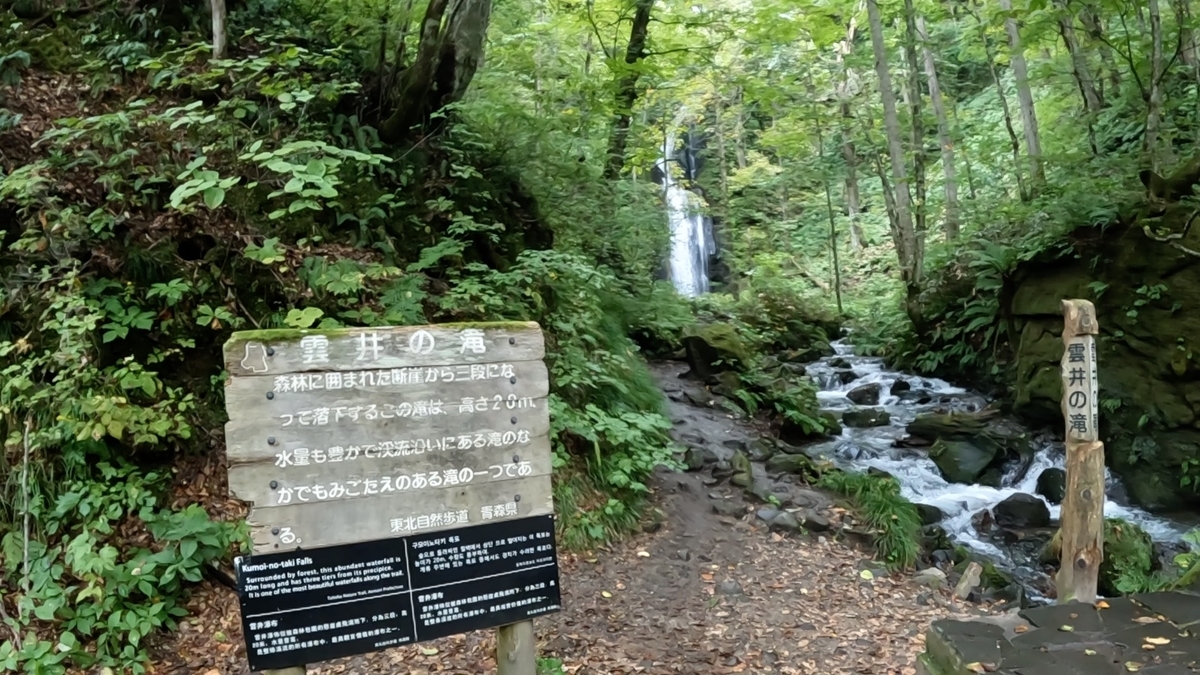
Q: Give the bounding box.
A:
[805,340,1191,579]
[655,132,712,297]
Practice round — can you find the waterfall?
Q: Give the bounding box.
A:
[655,128,714,298]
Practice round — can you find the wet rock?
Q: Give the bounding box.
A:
[954,561,983,600]
[842,408,892,428]
[921,525,952,552]
[682,447,706,471]
[722,439,747,452]
[798,509,831,532]
[829,357,852,369]
[890,379,912,395]
[915,567,948,589]
[756,507,782,523]
[992,493,1050,529]
[977,466,1004,488]
[716,579,744,596]
[674,549,692,562]
[867,466,895,481]
[789,488,833,510]
[1035,467,1066,505]
[836,369,859,385]
[765,453,811,475]
[731,451,751,475]
[747,438,776,462]
[971,509,995,532]
[928,438,998,484]
[731,472,752,487]
[769,511,802,532]
[711,459,733,479]
[916,503,944,526]
[846,383,881,405]
[711,371,742,399]
[711,499,743,517]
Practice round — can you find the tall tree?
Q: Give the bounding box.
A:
[902,0,927,243]
[998,0,1045,186]
[1080,4,1121,93]
[916,15,958,240]
[602,0,656,180]
[1145,0,1164,169]
[211,0,226,59]
[867,0,921,286]
[1056,0,1101,154]
[835,5,866,250]
[974,5,1029,200]
[379,0,494,142]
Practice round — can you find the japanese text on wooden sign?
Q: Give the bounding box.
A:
[223,322,560,669]
[222,322,553,551]
[1061,334,1100,442]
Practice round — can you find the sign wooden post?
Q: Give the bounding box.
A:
[1057,299,1105,604]
[223,322,558,673]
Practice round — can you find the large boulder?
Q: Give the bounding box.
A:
[992,493,1050,529]
[842,408,892,428]
[681,323,750,381]
[928,439,997,484]
[1035,468,1066,505]
[846,383,881,405]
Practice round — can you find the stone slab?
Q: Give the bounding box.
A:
[919,592,1200,675]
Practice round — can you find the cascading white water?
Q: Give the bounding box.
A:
[805,339,1194,599]
[656,131,713,297]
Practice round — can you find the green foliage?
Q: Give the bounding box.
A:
[1099,518,1174,597]
[816,470,922,571]
[0,460,244,673]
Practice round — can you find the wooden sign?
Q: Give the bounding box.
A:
[1057,300,1104,605]
[222,322,559,672]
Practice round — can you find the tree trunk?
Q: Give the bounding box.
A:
[733,87,748,169]
[1080,5,1121,96]
[714,95,729,199]
[998,0,1045,186]
[602,0,655,180]
[1057,1,1101,154]
[1176,0,1200,77]
[379,0,493,143]
[1145,0,1164,170]
[903,0,927,247]
[916,15,958,240]
[867,0,921,286]
[980,15,1029,201]
[1058,2,1103,112]
[211,0,226,59]
[841,104,865,250]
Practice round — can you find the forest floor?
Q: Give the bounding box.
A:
[147,361,997,675]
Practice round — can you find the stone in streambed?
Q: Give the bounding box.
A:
[846,383,881,405]
[1036,467,1066,505]
[954,561,983,600]
[766,453,812,475]
[928,438,997,484]
[747,438,776,462]
[915,503,944,526]
[836,369,858,385]
[731,472,752,487]
[682,447,706,471]
[890,379,912,395]
[914,567,948,590]
[991,493,1050,529]
[829,357,852,369]
[842,408,892,428]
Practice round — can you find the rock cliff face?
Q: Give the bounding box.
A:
[1006,206,1200,512]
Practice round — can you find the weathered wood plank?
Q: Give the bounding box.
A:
[224,396,549,463]
[228,434,552,507]
[497,621,537,675]
[1058,299,1104,605]
[247,475,553,551]
[224,322,545,377]
[223,360,550,424]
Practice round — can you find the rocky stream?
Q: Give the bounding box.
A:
[667,338,1196,606]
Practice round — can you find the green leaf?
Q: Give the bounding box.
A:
[203,187,225,209]
[285,307,324,329]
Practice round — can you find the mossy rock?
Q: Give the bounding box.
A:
[682,323,751,380]
[928,439,997,484]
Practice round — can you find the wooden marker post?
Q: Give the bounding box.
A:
[1057,299,1105,604]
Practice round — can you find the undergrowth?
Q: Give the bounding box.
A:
[816,470,922,571]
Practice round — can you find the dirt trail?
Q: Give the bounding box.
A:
[153,361,991,675]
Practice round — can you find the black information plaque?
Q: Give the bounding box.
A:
[235,515,561,671]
